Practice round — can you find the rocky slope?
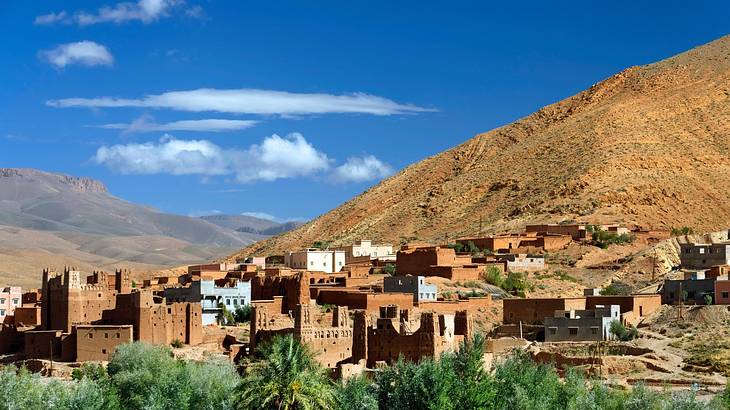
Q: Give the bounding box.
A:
[232,35,730,259]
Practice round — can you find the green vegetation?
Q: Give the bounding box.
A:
[312,240,331,250]
[383,263,396,276]
[705,294,714,306]
[589,227,635,249]
[685,338,730,376]
[1,336,727,409]
[237,334,336,409]
[234,304,253,323]
[671,226,695,236]
[610,320,639,342]
[217,303,235,326]
[482,267,533,297]
[446,242,465,252]
[0,342,238,410]
[170,338,184,348]
[600,282,631,296]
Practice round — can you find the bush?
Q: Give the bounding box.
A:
[482,266,504,287]
[671,226,695,236]
[383,263,396,276]
[704,294,713,305]
[312,240,331,250]
[466,241,480,255]
[217,303,235,326]
[234,304,253,323]
[446,243,465,253]
[610,320,638,341]
[171,339,184,348]
[503,271,534,297]
[591,228,634,248]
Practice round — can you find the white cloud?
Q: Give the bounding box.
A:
[332,155,395,182]
[39,41,114,68]
[97,115,258,133]
[188,209,221,217]
[47,88,435,116]
[35,0,195,26]
[34,11,69,25]
[93,133,331,182]
[94,135,228,175]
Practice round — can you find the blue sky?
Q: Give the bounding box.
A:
[1,1,729,222]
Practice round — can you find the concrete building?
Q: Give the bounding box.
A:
[715,279,730,304]
[165,279,252,325]
[586,294,661,326]
[284,249,346,273]
[545,305,620,342]
[497,254,545,272]
[0,287,21,321]
[335,240,394,264]
[679,243,730,270]
[383,275,437,302]
[662,278,716,305]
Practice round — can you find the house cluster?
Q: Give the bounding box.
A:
[662,242,730,305]
[501,292,662,342]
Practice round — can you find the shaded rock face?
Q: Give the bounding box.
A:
[232,35,730,259]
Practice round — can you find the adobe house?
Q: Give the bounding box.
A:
[396,245,485,280]
[334,240,394,264]
[496,254,545,272]
[715,279,730,304]
[74,325,133,361]
[503,297,586,325]
[315,289,414,312]
[457,232,571,253]
[585,294,661,326]
[351,305,472,368]
[545,305,620,342]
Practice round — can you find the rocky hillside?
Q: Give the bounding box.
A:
[232,35,730,259]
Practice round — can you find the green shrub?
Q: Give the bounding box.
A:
[234,304,253,323]
[171,339,184,348]
[704,294,713,305]
[671,226,695,236]
[217,303,235,326]
[312,240,331,250]
[383,263,396,276]
[610,320,638,341]
[482,266,504,287]
[446,243,465,253]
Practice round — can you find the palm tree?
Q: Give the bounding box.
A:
[236,334,335,410]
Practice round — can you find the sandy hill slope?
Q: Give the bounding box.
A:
[232,35,730,259]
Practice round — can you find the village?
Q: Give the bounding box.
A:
[1,222,728,393]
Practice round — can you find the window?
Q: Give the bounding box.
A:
[568,327,578,335]
[591,327,598,335]
[233,299,239,306]
[12,299,18,305]
[564,312,570,318]
[116,333,121,338]
[89,333,93,339]
[102,349,107,354]
[0,299,5,304]
[0,309,4,316]
[310,261,314,266]
[105,333,109,339]
[549,327,557,335]
[226,299,231,306]
[723,292,729,299]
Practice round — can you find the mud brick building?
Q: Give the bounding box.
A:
[396,245,485,280]
[585,294,661,326]
[75,325,133,361]
[352,305,472,368]
[457,232,571,253]
[503,297,587,325]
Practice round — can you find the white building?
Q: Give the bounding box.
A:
[164,280,251,326]
[284,249,346,273]
[335,240,394,263]
[383,276,437,302]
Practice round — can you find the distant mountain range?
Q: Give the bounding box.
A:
[0,168,300,287]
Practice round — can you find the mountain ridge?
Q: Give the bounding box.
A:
[231,34,730,259]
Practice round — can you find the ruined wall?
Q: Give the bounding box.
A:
[251,272,310,312]
[295,305,353,369]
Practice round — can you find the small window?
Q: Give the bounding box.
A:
[116,333,121,338]
[226,299,231,306]
[569,327,578,335]
[89,333,93,339]
[591,327,598,335]
[105,333,109,339]
[12,299,19,305]
[102,349,107,354]
[549,327,557,335]
[0,299,5,304]
[0,309,5,316]
[723,292,729,299]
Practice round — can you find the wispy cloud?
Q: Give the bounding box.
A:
[332,155,395,182]
[95,115,258,133]
[188,209,222,217]
[35,0,200,26]
[39,41,114,69]
[92,133,394,184]
[240,212,278,221]
[47,88,435,116]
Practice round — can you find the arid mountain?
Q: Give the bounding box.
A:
[233,35,730,259]
[200,214,304,236]
[0,168,300,286]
